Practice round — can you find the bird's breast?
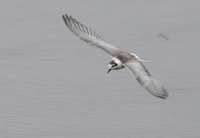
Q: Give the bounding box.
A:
[115,52,135,63]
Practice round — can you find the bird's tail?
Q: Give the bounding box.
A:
[131,53,151,62]
[138,58,151,62]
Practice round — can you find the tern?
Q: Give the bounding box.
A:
[62,14,168,99]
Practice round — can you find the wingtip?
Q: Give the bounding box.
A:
[146,87,169,99]
[145,81,169,99]
[62,14,67,22]
[137,75,169,99]
[157,91,169,99]
[62,14,70,22]
[62,14,67,18]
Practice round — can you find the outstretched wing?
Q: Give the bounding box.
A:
[62,14,121,57]
[125,60,168,99]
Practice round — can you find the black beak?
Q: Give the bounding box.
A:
[107,69,111,74]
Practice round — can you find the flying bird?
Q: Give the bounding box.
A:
[153,33,169,41]
[62,14,168,99]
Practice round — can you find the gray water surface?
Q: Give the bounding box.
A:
[0,1,200,138]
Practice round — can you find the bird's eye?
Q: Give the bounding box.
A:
[112,63,117,67]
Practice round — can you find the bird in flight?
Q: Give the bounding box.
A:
[153,33,169,41]
[62,14,168,99]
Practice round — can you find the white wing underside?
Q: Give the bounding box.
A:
[62,14,121,56]
[125,61,168,99]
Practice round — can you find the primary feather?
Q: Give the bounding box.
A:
[62,14,121,57]
[125,61,168,99]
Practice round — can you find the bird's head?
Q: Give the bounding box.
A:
[107,58,125,73]
[107,60,117,73]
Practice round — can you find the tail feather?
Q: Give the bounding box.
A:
[131,53,151,62]
[138,58,151,63]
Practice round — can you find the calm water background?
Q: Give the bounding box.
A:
[0,1,200,137]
